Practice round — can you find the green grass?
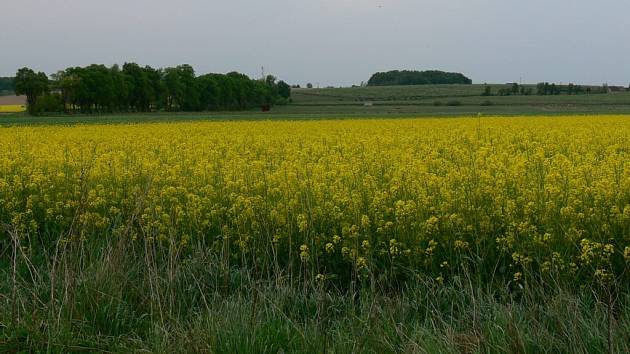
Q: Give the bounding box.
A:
[2,236,629,353]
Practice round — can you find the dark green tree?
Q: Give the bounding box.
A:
[163,67,184,111]
[163,64,200,111]
[277,80,291,99]
[51,70,76,113]
[110,64,129,111]
[43,62,288,113]
[367,70,472,86]
[197,74,221,110]
[482,84,492,96]
[14,67,49,114]
[122,63,159,112]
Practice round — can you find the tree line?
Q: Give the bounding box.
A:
[367,70,472,86]
[481,82,614,97]
[13,64,291,115]
[482,83,533,96]
[534,82,608,95]
[0,77,14,94]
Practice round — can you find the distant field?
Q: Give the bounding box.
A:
[1,84,629,126]
[291,84,618,103]
[0,95,27,113]
[291,84,630,113]
[3,104,630,127]
[291,84,496,103]
[0,105,26,113]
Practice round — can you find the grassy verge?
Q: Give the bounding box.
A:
[2,104,630,127]
[1,235,629,353]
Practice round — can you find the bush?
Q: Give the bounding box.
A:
[31,93,65,115]
[481,85,493,96]
[274,97,290,106]
[446,100,461,106]
[480,100,494,106]
[433,101,443,106]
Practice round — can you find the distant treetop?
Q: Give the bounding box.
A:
[367,70,472,86]
[0,77,14,94]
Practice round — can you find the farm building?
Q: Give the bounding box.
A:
[0,95,27,113]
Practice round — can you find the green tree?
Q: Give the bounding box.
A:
[163,67,184,111]
[51,70,75,113]
[24,62,289,114]
[367,70,472,86]
[31,93,64,114]
[83,64,115,112]
[277,80,291,99]
[482,84,492,96]
[197,74,221,110]
[122,63,159,112]
[14,67,49,114]
[163,64,200,111]
[110,64,129,111]
[228,72,255,109]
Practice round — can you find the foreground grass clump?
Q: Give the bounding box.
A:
[1,115,629,352]
[3,251,630,353]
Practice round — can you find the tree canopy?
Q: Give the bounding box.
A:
[367,70,472,86]
[14,68,49,113]
[16,63,291,114]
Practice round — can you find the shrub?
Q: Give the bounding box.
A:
[31,93,64,115]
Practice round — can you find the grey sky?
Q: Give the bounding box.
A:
[2,0,630,86]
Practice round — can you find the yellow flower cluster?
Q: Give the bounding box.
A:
[0,116,629,285]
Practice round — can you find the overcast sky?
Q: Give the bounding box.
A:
[2,0,630,86]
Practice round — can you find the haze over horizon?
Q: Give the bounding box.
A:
[3,0,630,86]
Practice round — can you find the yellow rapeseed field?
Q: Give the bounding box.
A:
[0,105,26,113]
[1,116,629,285]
